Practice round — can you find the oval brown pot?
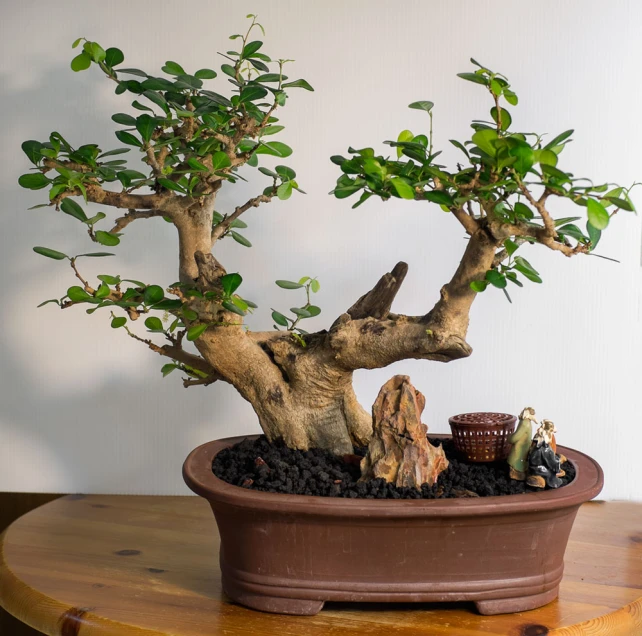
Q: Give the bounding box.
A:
[183,435,603,616]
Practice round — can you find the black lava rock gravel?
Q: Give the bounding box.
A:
[212,435,576,500]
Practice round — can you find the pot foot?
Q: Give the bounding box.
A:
[475,586,559,615]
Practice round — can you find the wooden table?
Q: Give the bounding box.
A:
[0,496,640,636]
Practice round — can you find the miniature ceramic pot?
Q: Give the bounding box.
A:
[448,412,517,462]
[183,434,603,616]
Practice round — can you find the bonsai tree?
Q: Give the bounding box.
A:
[19,21,635,460]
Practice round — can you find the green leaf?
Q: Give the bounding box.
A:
[152,298,182,310]
[220,273,242,296]
[186,324,208,341]
[544,129,573,150]
[211,151,232,170]
[557,223,587,242]
[144,285,164,305]
[162,60,186,76]
[504,238,519,256]
[275,165,296,180]
[408,100,434,113]
[67,286,91,301]
[490,106,511,131]
[449,139,470,159]
[76,252,115,258]
[275,280,303,289]
[504,89,518,106]
[95,282,111,299]
[271,310,289,326]
[143,90,167,110]
[222,300,245,316]
[18,173,49,190]
[310,279,320,293]
[187,157,209,172]
[99,147,131,158]
[104,47,124,67]
[161,363,178,377]
[490,78,502,96]
[514,201,534,220]
[231,231,252,247]
[33,246,68,260]
[457,72,488,85]
[115,130,142,147]
[587,220,601,250]
[71,52,92,72]
[239,86,268,103]
[194,68,217,79]
[97,274,120,285]
[60,198,87,222]
[242,41,263,57]
[95,230,121,246]
[291,307,312,318]
[306,305,321,317]
[255,142,293,158]
[145,316,164,331]
[221,64,236,77]
[390,177,414,199]
[509,144,534,174]
[136,114,156,143]
[472,129,498,157]
[111,316,127,328]
[112,113,137,126]
[261,125,285,136]
[541,164,570,183]
[281,79,314,91]
[586,198,610,230]
[485,269,507,288]
[424,190,454,206]
[470,280,489,292]
[277,181,293,200]
[603,196,634,212]
[514,256,542,283]
[538,149,558,167]
[157,178,186,193]
[72,38,82,49]
[396,130,414,158]
[21,140,44,165]
[87,41,106,62]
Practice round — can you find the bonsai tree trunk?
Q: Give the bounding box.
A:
[178,217,498,454]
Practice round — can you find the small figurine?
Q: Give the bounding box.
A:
[507,407,537,481]
[541,419,566,477]
[526,419,563,489]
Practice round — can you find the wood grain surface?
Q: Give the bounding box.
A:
[0,495,641,635]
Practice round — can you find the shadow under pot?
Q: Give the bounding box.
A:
[448,412,517,463]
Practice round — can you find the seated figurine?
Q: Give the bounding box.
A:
[507,407,537,481]
[526,420,563,489]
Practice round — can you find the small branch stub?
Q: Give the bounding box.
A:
[360,375,448,489]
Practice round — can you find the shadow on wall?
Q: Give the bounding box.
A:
[0,66,259,494]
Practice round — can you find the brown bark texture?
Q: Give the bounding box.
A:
[360,375,449,488]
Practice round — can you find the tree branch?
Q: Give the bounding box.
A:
[122,327,224,380]
[451,207,480,235]
[110,209,165,233]
[211,193,273,242]
[347,261,408,320]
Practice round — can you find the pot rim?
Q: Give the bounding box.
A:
[183,434,603,518]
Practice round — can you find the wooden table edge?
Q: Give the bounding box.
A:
[0,497,641,636]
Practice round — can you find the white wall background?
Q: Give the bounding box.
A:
[1,0,640,499]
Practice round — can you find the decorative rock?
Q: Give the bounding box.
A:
[360,375,448,489]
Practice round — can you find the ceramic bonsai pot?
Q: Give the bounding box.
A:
[183,434,603,616]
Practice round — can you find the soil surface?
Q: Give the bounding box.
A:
[212,436,576,499]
